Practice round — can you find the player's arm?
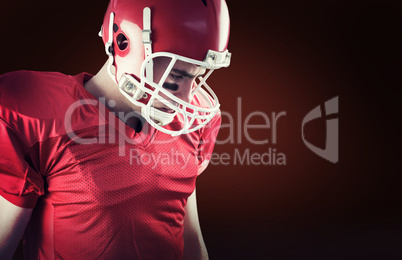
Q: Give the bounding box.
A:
[0,195,33,260]
[183,189,208,260]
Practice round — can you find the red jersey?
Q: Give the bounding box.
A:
[0,71,220,259]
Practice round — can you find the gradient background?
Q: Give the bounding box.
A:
[1,0,400,259]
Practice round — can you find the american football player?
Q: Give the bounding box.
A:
[0,0,231,259]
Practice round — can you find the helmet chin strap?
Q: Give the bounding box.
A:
[142,7,153,82]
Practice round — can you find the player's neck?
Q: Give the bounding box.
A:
[84,61,115,98]
[84,61,144,132]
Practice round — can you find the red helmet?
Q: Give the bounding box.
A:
[100,0,231,136]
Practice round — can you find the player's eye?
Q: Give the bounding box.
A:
[169,73,183,80]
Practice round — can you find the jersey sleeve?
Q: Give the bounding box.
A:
[197,113,221,175]
[0,117,44,208]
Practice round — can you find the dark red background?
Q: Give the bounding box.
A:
[1,0,400,259]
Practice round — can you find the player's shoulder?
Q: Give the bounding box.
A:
[0,70,97,145]
[0,70,90,119]
[0,70,70,92]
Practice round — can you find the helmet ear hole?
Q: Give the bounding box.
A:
[116,33,129,51]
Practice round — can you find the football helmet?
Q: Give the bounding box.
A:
[100,0,231,136]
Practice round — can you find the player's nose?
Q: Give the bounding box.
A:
[174,82,193,103]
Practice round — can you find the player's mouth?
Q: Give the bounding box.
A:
[154,106,176,114]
